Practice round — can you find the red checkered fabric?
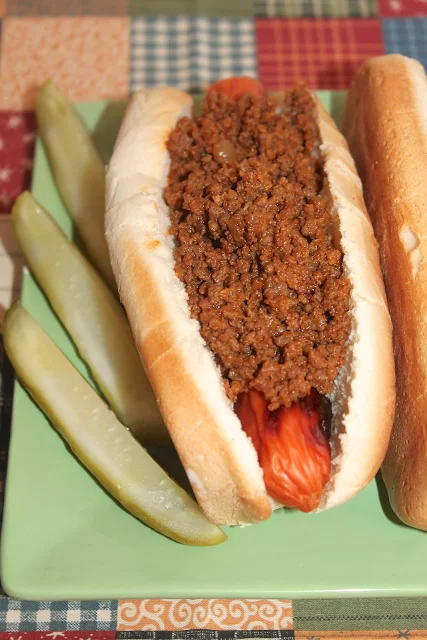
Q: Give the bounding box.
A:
[378,0,427,16]
[0,633,116,639]
[256,18,385,90]
[0,112,37,214]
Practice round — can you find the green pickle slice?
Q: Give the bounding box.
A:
[3,304,227,547]
[12,191,169,446]
[36,80,115,290]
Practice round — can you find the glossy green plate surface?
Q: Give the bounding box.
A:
[2,92,427,601]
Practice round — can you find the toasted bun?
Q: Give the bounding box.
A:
[343,54,427,530]
[105,87,395,525]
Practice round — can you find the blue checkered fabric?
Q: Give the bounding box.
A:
[382,17,427,69]
[0,598,118,632]
[254,0,378,16]
[130,17,257,91]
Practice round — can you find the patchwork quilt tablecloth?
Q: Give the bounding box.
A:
[0,1,427,637]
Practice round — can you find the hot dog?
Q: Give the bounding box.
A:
[343,55,427,531]
[105,78,396,525]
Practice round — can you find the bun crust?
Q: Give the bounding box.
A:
[106,86,395,525]
[315,98,395,512]
[343,54,427,530]
[105,88,272,525]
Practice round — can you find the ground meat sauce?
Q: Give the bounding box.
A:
[164,85,351,411]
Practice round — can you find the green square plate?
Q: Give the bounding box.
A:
[2,92,427,601]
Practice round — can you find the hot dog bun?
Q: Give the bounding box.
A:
[343,54,427,530]
[105,86,395,525]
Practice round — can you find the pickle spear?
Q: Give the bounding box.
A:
[35,80,115,290]
[12,191,169,446]
[3,304,227,547]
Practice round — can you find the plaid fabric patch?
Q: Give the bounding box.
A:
[254,0,378,17]
[0,600,118,632]
[382,17,427,66]
[6,0,129,14]
[256,18,384,89]
[130,0,253,16]
[130,17,257,91]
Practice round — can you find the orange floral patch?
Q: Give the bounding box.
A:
[118,599,293,631]
[0,17,130,110]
